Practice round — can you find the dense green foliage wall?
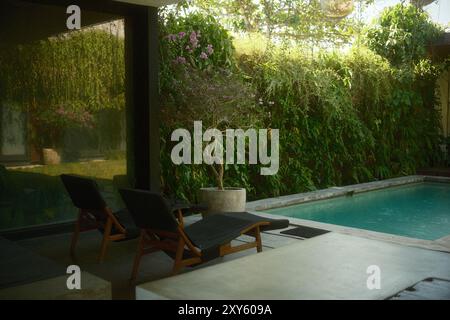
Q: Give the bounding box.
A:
[238,47,442,198]
[0,30,124,151]
[1,4,445,204]
[160,6,445,201]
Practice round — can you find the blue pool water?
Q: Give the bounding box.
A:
[266,182,450,240]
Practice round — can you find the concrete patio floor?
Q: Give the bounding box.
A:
[137,232,450,300]
[14,214,450,300]
[16,215,296,299]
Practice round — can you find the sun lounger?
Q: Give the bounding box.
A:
[118,188,289,278]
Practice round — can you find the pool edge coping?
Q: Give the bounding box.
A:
[247,175,450,253]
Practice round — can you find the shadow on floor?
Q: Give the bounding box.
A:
[17,224,297,299]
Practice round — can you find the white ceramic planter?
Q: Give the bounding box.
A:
[198,187,246,216]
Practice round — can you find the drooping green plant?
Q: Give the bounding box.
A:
[0,29,125,149]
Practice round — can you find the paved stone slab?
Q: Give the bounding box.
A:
[136,233,450,300]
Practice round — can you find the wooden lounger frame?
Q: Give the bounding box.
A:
[70,208,127,263]
[130,210,269,280]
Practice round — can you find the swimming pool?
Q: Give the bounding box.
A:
[265,182,450,241]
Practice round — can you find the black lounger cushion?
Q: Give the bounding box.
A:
[218,212,289,231]
[60,174,106,210]
[184,212,289,261]
[184,214,258,261]
[118,188,179,233]
[170,199,208,215]
[110,209,140,240]
[61,175,139,240]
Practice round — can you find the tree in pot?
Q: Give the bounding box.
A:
[162,65,264,214]
[160,19,266,214]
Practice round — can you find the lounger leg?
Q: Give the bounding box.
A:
[220,243,231,257]
[172,237,185,275]
[70,221,80,259]
[176,209,184,228]
[98,218,113,263]
[70,210,82,260]
[255,226,262,253]
[130,231,145,281]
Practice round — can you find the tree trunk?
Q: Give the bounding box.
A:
[210,163,225,190]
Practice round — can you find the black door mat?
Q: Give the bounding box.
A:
[280,225,330,238]
[389,278,450,300]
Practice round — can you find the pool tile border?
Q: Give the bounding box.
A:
[247,175,450,253]
[246,175,450,211]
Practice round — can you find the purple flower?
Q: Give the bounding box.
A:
[166,34,178,41]
[178,31,186,39]
[206,44,214,55]
[200,52,208,60]
[173,56,186,64]
[190,31,199,48]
